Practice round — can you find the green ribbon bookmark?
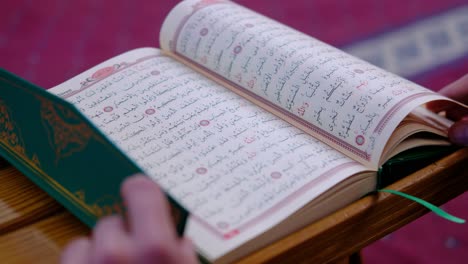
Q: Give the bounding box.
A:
[379,189,466,224]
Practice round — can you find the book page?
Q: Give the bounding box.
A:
[49,48,370,260]
[159,0,450,169]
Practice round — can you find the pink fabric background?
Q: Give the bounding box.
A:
[1,1,467,263]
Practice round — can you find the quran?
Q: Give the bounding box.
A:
[0,0,466,263]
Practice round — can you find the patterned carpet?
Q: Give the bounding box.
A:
[1,0,467,263]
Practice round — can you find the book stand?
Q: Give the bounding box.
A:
[0,148,467,263]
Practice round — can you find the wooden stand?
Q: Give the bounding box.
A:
[0,148,467,263]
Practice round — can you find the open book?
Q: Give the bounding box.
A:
[0,0,466,263]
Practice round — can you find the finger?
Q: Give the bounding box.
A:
[91,215,134,264]
[426,100,453,113]
[448,119,468,146]
[60,237,91,264]
[426,101,468,121]
[427,74,468,114]
[436,74,468,103]
[121,175,177,245]
[446,108,468,121]
[177,238,198,264]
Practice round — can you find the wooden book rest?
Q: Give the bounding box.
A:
[0,148,467,263]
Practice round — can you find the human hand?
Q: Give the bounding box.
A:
[427,74,468,146]
[61,175,198,264]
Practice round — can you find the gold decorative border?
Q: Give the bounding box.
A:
[39,97,96,163]
[0,99,28,163]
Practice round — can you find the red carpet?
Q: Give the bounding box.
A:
[1,1,467,263]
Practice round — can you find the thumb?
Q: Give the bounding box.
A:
[178,238,198,264]
[448,118,468,146]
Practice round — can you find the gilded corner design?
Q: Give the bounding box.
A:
[39,97,96,163]
[0,99,41,169]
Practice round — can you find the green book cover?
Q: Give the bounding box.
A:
[377,145,458,188]
[0,69,188,235]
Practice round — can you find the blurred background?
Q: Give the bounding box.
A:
[1,0,467,263]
